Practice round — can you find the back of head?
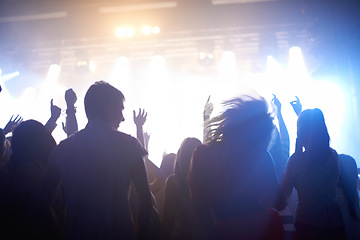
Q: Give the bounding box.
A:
[10,120,56,167]
[205,95,274,150]
[84,81,125,122]
[160,153,176,179]
[174,137,202,181]
[297,108,330,152]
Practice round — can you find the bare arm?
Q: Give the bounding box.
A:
[45,99,61,133]
[62,88,78,137]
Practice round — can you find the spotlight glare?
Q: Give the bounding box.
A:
[208,53,214,60]
[115,27,126,38]
[126,27,135,37]
[49,64,61,72]
[199,52,206,60]
[142,26,152,35]
[116,27,135,38]
[0,68,2,76]
[89,61,97,72]
[152,26,160,34]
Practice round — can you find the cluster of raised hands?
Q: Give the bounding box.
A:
[2,88,78,136]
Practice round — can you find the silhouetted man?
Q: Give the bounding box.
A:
[49,81,152,240]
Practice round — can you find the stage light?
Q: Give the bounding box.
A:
[46,64,61,84]
[142,26,152,35]
[199,52,206,60]
[152,26,160,34]
[219,51,237,82]
[288,46,308,78]
[115,26,135,38]
[109,57,130,91]
[89,61,97,72]
[0,71,20,83]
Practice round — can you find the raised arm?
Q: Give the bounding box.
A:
[290,96,302,116]
[45,99,61,133]
[62,88,78,137]
[272,95,290,160]
[133,108,147,147]
[3,114,23,135]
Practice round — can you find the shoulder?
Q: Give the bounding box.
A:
[285,151,304,172]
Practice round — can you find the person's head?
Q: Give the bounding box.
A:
[297,108,329,151]
[174,137,202,182]
[160,153,176,179]
[84,81,125,129]
[10,120,56,167]
[205,95,274,150]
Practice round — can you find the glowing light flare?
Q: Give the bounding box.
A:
[218,51,238,83]
[152,26,160,34]
[288,46,310,83]
[109,57,131,93]
[89,61,97,72]
[46,64,61,84]
[142,25,152,35]
[0,71,20,83]
[265,55,287,95]
[115,26,135,38]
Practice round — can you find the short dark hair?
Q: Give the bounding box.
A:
[84,81,125,121]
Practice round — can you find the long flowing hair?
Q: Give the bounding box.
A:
[204,95,274,151]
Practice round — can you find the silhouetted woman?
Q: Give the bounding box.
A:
[188,95,284,240]
[160,137,207,240]
[277,108,346,240]
[0,120,61,239]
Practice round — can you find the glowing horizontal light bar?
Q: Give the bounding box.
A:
[99,1,177,13]
[0,11,68,23]
[212,0,281,5]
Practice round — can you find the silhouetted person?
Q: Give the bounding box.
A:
[49,81,153,240]
[276,108,346,240]
[0,120,61,239]
[160,137,207,240]
[337,154,360,239]
[188,95,284,240]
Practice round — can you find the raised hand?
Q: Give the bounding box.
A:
[133,108,147,127]
[144,131,150,151]
[50,99,61,120]
[4,114,23,135]
[272,94,281,115]
[290,96,302,116]
[65,88,77,107]
[203,95,213,121]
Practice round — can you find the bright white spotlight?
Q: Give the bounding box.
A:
[142,25,152,35]
[0,68,2,76]
[126,27,135,37]
[115,26,134,38]
[208,53,214,60]
[46,64,61,83]
[152,26,160,34]
[109,56,131,91]
[151,55,166,69]
[0,71,20,83]
[288,46,308,79]
[219,51,237,82]
[199,52,206,60]
[89,61,97,72]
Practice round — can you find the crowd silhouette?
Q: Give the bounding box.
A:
[0,80,359,240]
